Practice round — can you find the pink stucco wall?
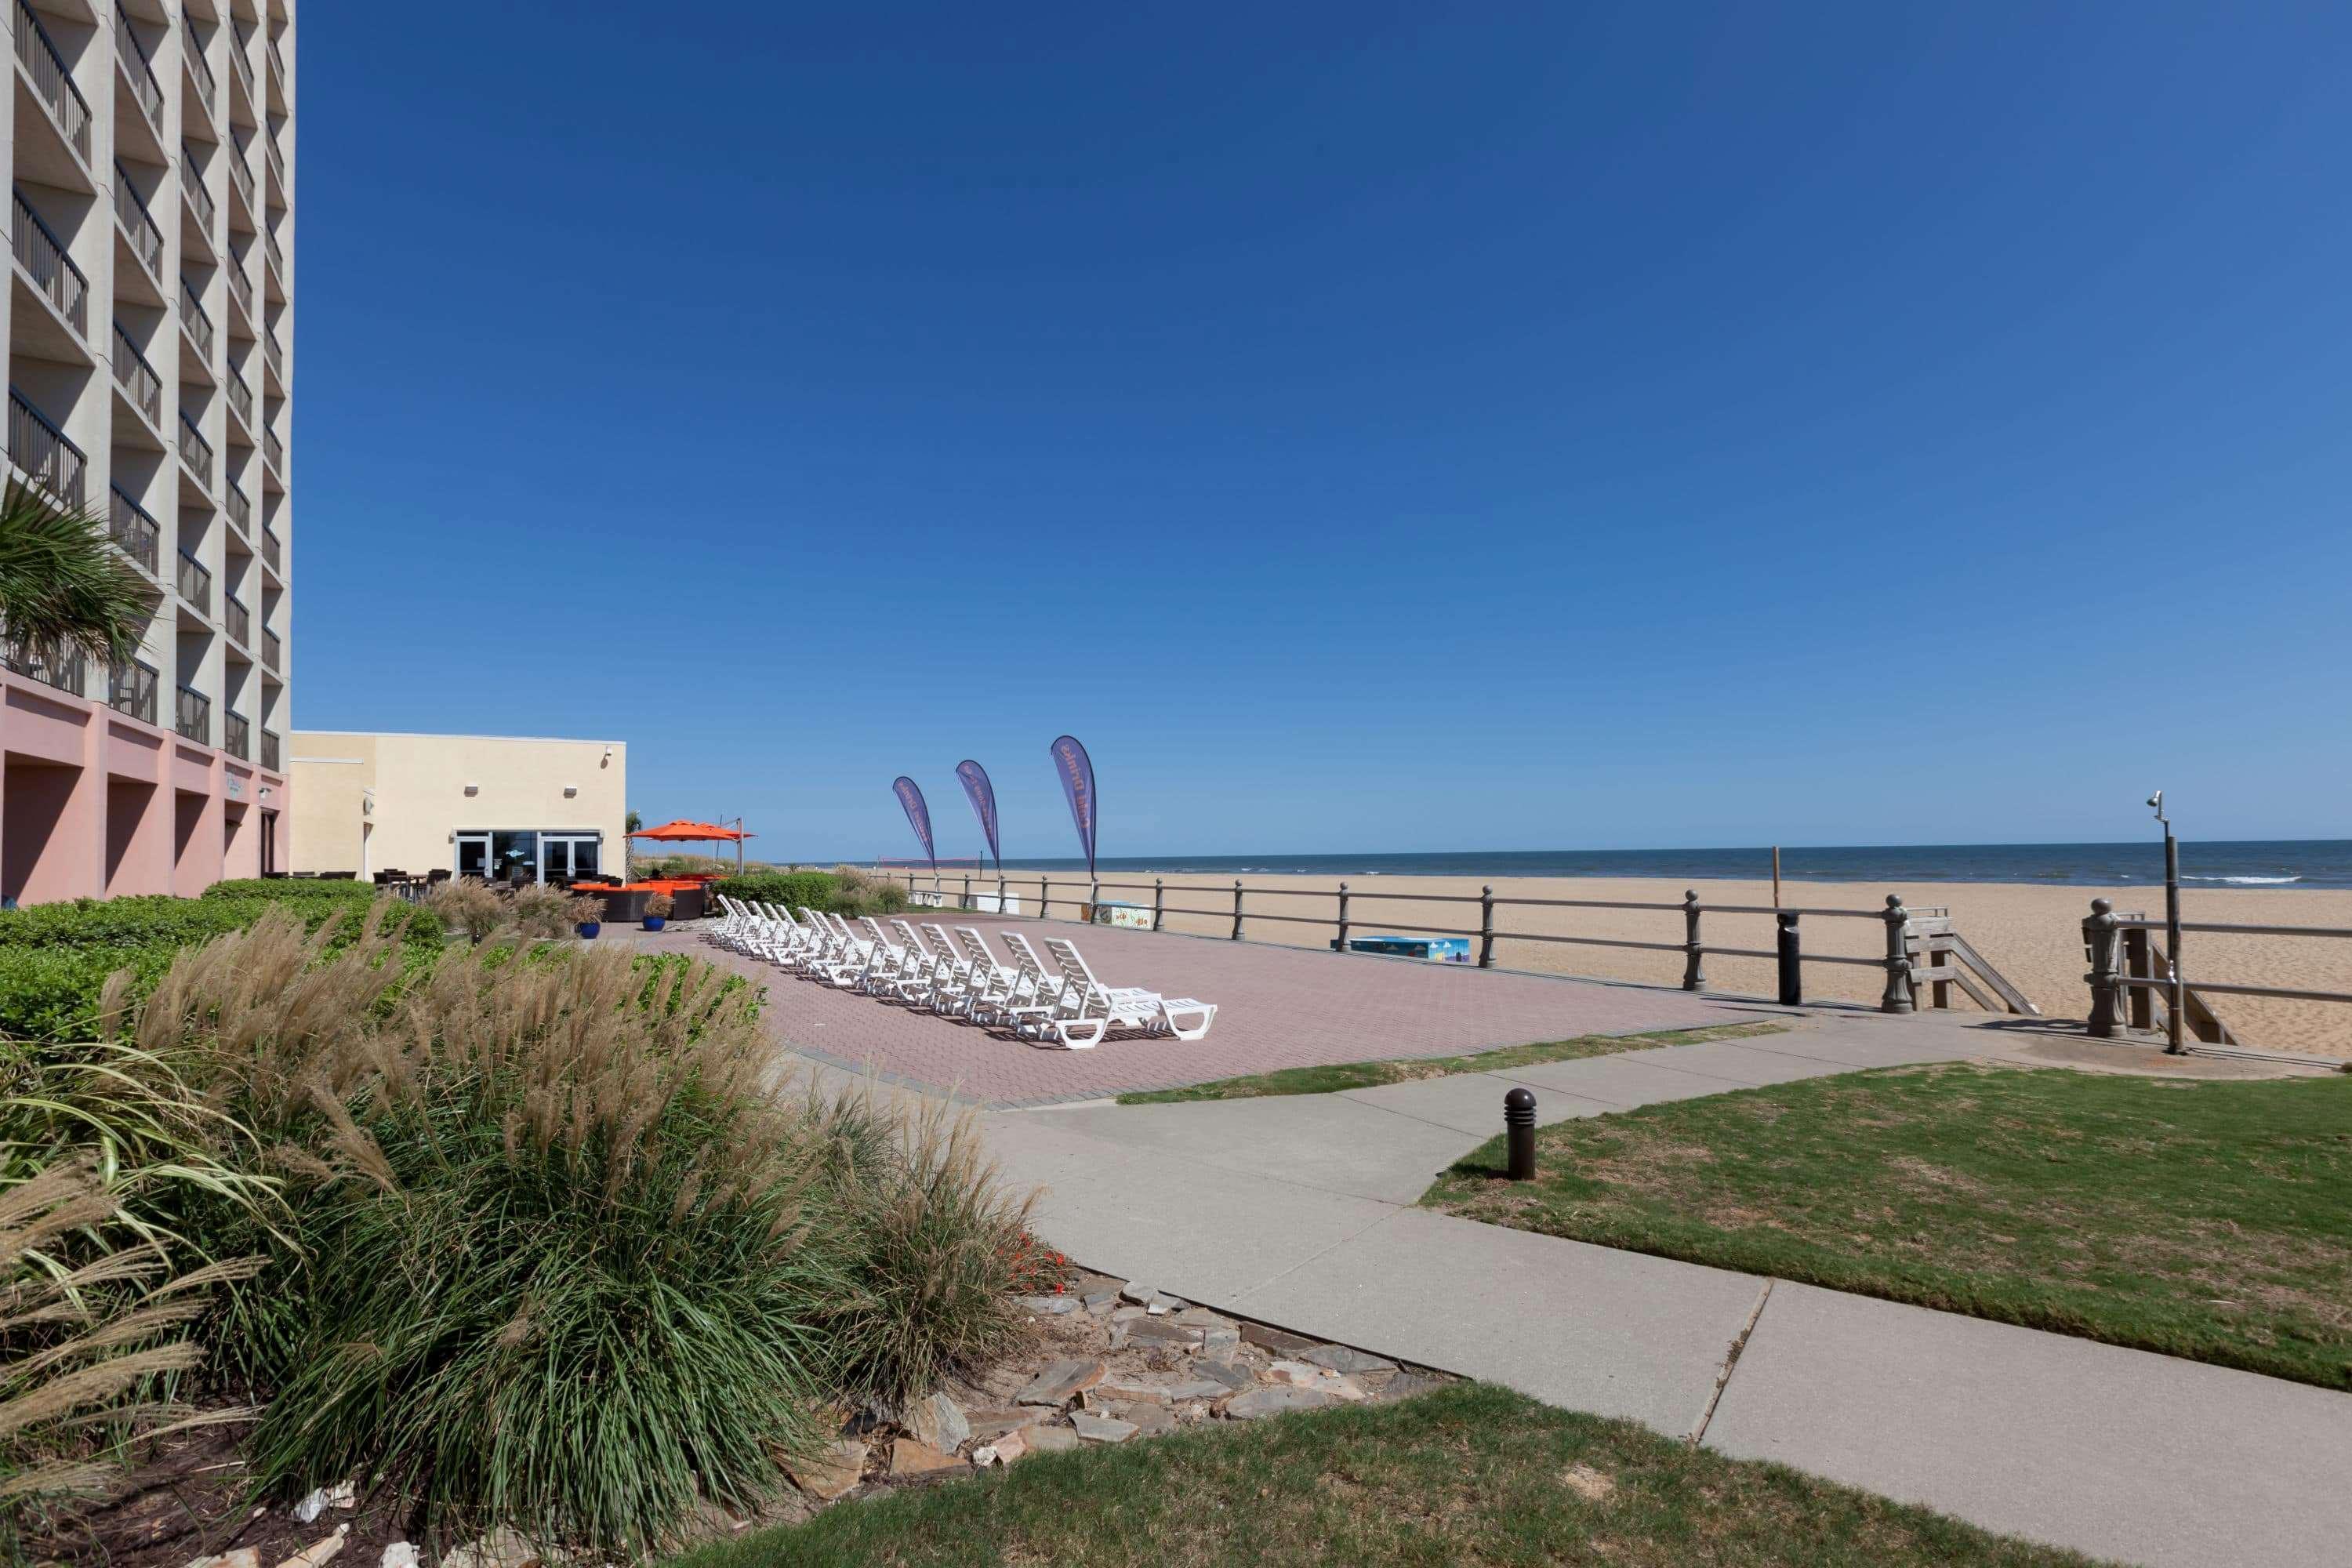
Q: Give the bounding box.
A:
[1,671,289,906]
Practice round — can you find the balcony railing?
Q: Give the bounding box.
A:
[11,189,86,335]
[180,276,216,358]
[176,684,209,744]
[226,481,252,536]
[181,142,217,234]
[9,388,85,507]
[115,10,165,136]
[227,374,253,428]
[227,149,256,215]
[261,525,281,574]
[224,593,249,646]
[183,14,218,116]
[176,547,212,614]
[179,411,215,486]
[263,627,281,672]
[227,27,255,106]
[110,658,158,725]
[264,331,283,379]
[109,485,161,575]
[227,260,253,320]
[266,230,285,279]
[15,0,91,165]
[268,37,287,94]
[3,638,86,697]
[263,428,283,473]
[267,138,285,194]
[260,728,280,771]
[115,164,165,282]
[223,710,249,760]
[113,322,163,426]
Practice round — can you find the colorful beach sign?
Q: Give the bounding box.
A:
[891,776,937,870]
[956,760,1001,872]
[1048,735,1097,876]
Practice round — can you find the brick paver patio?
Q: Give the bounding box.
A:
[637,915,1766,1105]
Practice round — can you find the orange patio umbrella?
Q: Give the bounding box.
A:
[628,818,757,875]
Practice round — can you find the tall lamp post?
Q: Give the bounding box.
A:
[2148,791,2184,1054]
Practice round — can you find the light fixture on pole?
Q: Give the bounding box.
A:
[2148,790,2184,1054]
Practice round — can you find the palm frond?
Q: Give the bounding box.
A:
[0,479,154,668]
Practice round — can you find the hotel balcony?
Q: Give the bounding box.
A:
[263,328,285,393]
[227,372,253,434]
[176,546,212,615]
[264,230,285,300]
[227,257,255,328]
[114,10,166,158]
[263,627,281,674]
[14,0,92,172]
[180,275,217,361]
[182,142,220,260]
[226,145,257,233]
[183,19,219,128]
[223,710,249,760]
[227,24,258,128]
[12,188,87,338]
[224,592,250,648]
[113,321,164,430]
[115,164,167,298]
[263,427,283,476]
[261,524,281,576]
[109,483,161,575]
[260,727,281,771]
[109,656,158,726]
[175,683,210,745]
[226,480,252,539]
[178,411,216,491]
[9,387,85,506]
[2,637,85,697]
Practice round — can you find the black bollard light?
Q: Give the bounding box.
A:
[1776,910,1802,1007]
[1504,1087,1537,1181]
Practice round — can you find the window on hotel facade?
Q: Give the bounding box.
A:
[453,829,602,884]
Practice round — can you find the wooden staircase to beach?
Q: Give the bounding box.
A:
[1904,911,2042,1016]
[2116,919,2238,1047]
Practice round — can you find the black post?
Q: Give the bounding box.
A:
[2084,898,2121,1039]
[1775,911,1802,1006]
[1039,877,1048,918]
[2163,830,2184,1054]
[1504,1087,1537,1181]
[1230,880,1245,941]
[1681,889,1705,991]
[1152,877,1164,932]
[1090,877,1102,926]
[1477,885,1496,968]
[1879,896,1914,1013]
[963,873,971,910]
[1334,880,1351,953]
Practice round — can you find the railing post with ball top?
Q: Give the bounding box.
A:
[1681,889,1705,991]
[2084,898,2122,1039]
[1231,879,1245,941]
[1334,880,1351,953]
[1880,895,1914,1013]
[1478,886,1496,968]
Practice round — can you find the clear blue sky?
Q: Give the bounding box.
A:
[295,2,2352,862]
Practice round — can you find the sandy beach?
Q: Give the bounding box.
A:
[941,869,2352,1059]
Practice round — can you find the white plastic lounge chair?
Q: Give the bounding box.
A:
[1018,936,1218,1048]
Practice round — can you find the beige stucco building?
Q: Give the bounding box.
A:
[290,731,625,882]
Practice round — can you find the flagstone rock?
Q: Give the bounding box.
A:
[1162,1379,1232,1402]
[1225,1386,1338,1421]
[1025,1294,1078,1316]
[967,1406,1053,1442]
[1123,1319,1200,1349]
[279,1526,351,1568]
[1070,1412,1138,1444]
[1374,1373,1450,1403]
[1119,1281,1157,1305]
[1145,1293,1185,1316]
[1171,1306,1229,1329]
[1267,1359,1327,1388]
[910,1391,971,1451]
[1202,1327,1241,1353]
[787,1439,869,1501]
[1083,1290,1120,1315]
[1097,1380,1169,1404]
[1303,1345,1397,1377]
[889,1438,967,1478]
[1192,1358,1254,1393]
[1117,1404,1178,1436]
[1241,1322,1319,1356]
[1016,1359,1107,1406]
[1026,1425,1080,1454]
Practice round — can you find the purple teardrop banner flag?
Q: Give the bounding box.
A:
[1048,735,1097,877]
[956,760,1001,872]
[891,776,936,870]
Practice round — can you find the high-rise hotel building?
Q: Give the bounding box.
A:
[1,0,293,901]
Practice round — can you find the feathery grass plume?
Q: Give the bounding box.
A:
[0,1160,236,1558]
[423,877,508,946]
[506,884,604,940]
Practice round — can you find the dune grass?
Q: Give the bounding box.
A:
[1425,1062,2352,1390]
[1115,1022,1787,1105]
[671,1383,2098,1568]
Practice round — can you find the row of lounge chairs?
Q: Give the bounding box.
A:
[708,897,1218,1050]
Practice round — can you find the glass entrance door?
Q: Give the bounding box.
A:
[541,835,601,885]
[456,833,489,880]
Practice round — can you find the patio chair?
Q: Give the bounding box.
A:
[1021,936,1218,1048]
[964,928,1068,1028]
[919,921,982,1016]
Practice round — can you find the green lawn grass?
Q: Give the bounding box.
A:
[1115,1022,1788,1105]
[1425,1062,2352,1390]
[672,1384,2098,1568]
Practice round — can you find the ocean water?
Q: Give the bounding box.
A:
[916,842,2352,890]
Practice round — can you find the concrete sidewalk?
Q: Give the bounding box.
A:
[982,1014,2352,1568]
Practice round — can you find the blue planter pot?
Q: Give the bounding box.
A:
[643,915,667,932]
[575,921,601,939]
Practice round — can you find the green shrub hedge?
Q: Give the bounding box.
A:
[712,870,909,917]
[0,884,440,1042]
